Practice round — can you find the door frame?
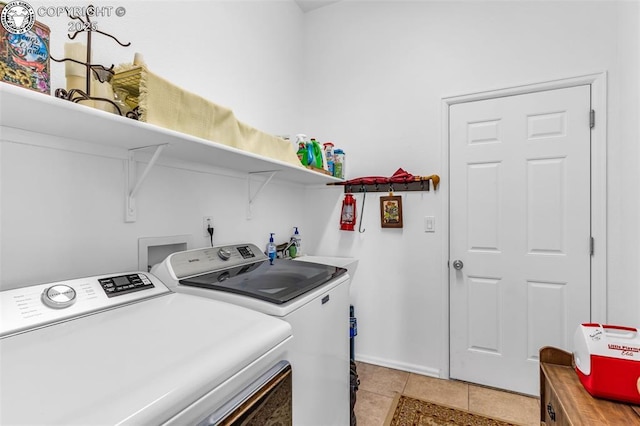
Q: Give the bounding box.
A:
[439,72,608,380]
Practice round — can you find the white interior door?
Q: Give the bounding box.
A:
[449,85,592,395]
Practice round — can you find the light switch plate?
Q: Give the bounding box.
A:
[424,216,435,232]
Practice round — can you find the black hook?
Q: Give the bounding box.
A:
[358,190,366,233]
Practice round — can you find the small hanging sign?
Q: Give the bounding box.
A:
[380,195,403,228]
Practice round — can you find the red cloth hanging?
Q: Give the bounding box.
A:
[340,168,416,186]
[388,168,415,183]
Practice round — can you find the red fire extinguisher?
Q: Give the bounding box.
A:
[340,193,356,231]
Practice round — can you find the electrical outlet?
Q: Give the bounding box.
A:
[203,216,214,238]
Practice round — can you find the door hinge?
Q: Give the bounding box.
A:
[590,110,595,128]
[590,237,595,256]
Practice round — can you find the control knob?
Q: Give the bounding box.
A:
[42,284,77,309]
[217,247,232,261]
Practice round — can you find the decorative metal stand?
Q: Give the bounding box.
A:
[50,5,138,119]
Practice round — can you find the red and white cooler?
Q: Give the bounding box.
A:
[573,323,640,404]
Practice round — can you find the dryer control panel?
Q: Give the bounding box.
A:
[0,273,170,338]
[167,243,268,279]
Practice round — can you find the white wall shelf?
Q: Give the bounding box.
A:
[0,84,343,185]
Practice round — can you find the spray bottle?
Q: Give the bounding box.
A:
[295,134,308,166]
[267,233,276,265]
[323,142,335,176]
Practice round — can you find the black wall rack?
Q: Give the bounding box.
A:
[328,175,440,194]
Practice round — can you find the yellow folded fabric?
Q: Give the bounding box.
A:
[112,64,302,168]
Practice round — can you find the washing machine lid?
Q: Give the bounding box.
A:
[179,258,347,304]
[0,274,291,425]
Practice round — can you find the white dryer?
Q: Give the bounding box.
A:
[152,243,351,426]
[0,272,292,425]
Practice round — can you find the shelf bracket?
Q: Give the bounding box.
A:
[247,170,279,219]
[125,144,167,222]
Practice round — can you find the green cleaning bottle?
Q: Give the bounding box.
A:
[297,142,308,166]
[310,138,324,169]
[295,134,309,165]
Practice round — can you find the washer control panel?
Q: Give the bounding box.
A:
[98,273,154,298]
[1,272,170,338]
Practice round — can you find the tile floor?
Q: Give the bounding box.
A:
[353,361,540,426]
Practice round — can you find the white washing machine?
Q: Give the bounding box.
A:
[0,272,292,425]
[152,243,351,426]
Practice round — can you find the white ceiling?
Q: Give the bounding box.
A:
[294,0,342,13]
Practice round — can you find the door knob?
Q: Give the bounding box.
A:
[452,260,464,270]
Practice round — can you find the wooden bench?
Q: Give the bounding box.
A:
[539,346,640,425]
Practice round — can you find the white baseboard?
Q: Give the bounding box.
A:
[354,354,441,379]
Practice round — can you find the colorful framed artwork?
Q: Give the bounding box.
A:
[380,195,403,228]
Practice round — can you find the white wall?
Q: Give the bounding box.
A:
[1,0,309,289]
[302,1,640,376]
[35,0,306,135]
[0,139,310,288]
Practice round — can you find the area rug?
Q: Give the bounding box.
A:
[384,394,520,426]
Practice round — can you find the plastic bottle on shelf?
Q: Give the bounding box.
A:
[307,138,323,169]
[305,141,315,167]
[296,143,307,166]
[295,134,308,165]
[323,142,335,176]
[309,139,327,171]
[333,148,345,179]
[267,233,276,265]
